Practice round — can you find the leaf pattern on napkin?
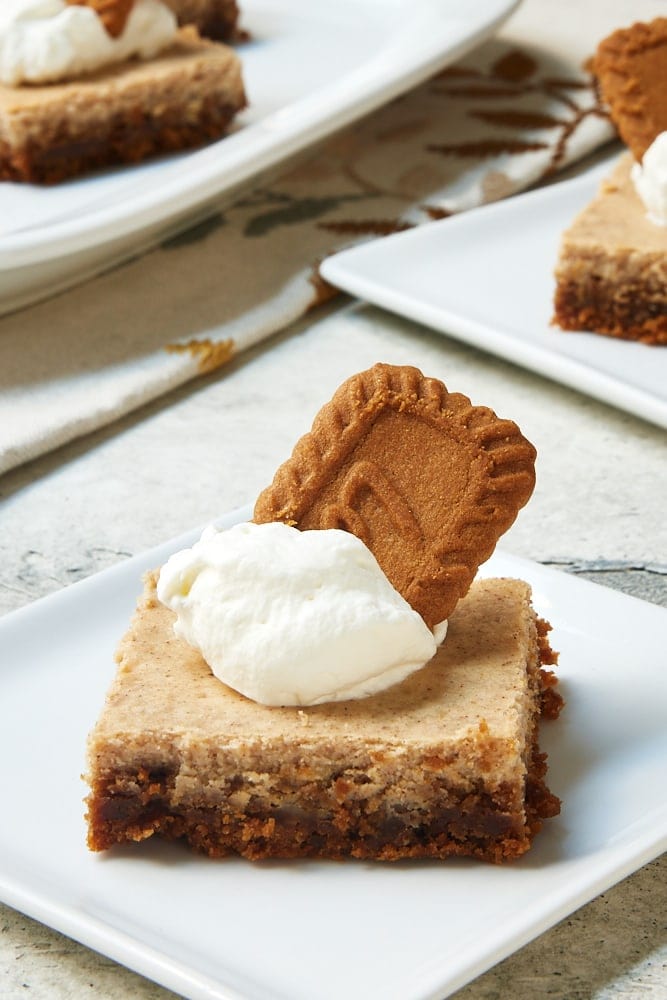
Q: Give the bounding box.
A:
[0,17,620,476]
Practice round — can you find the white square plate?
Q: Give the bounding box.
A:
[320,154,667,430]
[1,506,666,1000]
[0,0,517,314]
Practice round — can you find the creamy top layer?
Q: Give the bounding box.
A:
[0,0,177,85]
[157,522,447,707]
[632,131,667,227]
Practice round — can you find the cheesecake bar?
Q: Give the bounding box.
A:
[86,573,561,863]
[164,0,240,39]
[0,27,246,184]
[553,154,667,345]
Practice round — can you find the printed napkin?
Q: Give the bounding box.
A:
[0,0,661,476]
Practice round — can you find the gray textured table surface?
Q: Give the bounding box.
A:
[1,300,665,999]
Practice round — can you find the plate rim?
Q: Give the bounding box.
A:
[320,154,667,431]
[1,505,666,1000]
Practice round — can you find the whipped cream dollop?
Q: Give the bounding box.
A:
[0,0,178,86]
[631,132,667,226]
[157,522,447,707]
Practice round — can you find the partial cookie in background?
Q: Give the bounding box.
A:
[163,0,240,39]
[65,0,135,38]
[594,17,667,161]
[254,363,537,629]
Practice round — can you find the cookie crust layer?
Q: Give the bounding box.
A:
[86,574,562,863]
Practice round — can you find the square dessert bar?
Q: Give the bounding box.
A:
[0,28,246,184]
[86,573,561,863]
[553,154,667,345]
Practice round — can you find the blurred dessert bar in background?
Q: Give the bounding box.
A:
[553,18,667,345]
[0,0,246,183]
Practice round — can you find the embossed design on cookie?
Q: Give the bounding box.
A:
[320,460,424,550]
[254,363,536,628]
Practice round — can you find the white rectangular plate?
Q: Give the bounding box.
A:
[0,0,516,315]
[320,154,667,430]
[1,506,666,1000]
